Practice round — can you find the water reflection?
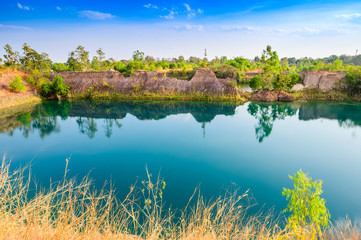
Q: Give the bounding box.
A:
[1,100,361,141]
[0,100,239,139]
[247,103,297,142]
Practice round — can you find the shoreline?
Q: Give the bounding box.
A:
[1,89,361,111]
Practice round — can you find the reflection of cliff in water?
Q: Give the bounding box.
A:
[248,101,361,142]
[2,100,361,141]
[298,102,361,128]
[0,100,240,139]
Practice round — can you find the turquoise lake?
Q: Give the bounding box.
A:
[0,100,361,221]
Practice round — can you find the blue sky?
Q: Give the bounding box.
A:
[1,0,361,62]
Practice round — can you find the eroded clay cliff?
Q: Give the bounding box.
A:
[50,69,245,98]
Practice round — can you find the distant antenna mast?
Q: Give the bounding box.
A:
[356,49,358,56]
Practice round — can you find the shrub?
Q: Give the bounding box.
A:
[343,68,361,95]
[249,75,262,91]
[9,75,25,92]
[212,65,243,83]
[226,80,237,88]
[273,72,301,91]
[283,170,330,238]
[40,75,70,99]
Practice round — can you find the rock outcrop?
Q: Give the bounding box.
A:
[290,83,305,92]
[303,71,346,91]
[250,90,294,102]
[50,69,245,98]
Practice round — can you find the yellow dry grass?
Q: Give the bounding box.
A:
[0,156,359,240]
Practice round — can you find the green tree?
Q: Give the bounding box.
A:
[259,45,280,90]
[91,56,100,70]
[132,50,144,61]
[67,46,90,71]
[283,170,330,239]
[9,75,25,92]
[20,43,51,71]
[96,48,105,70]
[3,44,20,67]
[52,63,67,72]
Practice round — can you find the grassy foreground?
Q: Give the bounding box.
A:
[0,157,359,240]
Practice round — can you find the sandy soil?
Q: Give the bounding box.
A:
[0,69,41,109]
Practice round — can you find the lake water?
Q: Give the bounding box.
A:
[1,100,361,221]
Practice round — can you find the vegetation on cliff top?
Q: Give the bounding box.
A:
[3,43,361,102]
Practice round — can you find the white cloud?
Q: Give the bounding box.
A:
[184,3,191,12]
[221,26,258,32]
[0,24,32,30]
[144,3,158,9]
[160,10,177,20]
[183,3,203,18]
[336,13,361,20]
[171,24,203,31]
[300,27,319,34]
[79,10,116,20]
[56,6,61,11]
[17,2,31,10]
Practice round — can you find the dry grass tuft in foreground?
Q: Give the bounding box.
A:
[0,156,359,240]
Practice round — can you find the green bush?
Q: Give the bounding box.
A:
[249,75,261,91]
[40,75,70,99]
[283,170,330,238]
[9,75,25,92]
[212,65,243,83]
[343,68,361,95]
[273,72,301,91]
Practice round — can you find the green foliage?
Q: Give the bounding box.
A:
[67,45,90,71]
[52,63,67,72]
[40,75,70,99]
[283,170,330,238]
[273,73,301,91]
[133,84,140,92]
[3,44,20,67]
[343,68,361,95]
[26,70,50,88]
[20,43,51,71]
[133,50,144,61]
[212,65,243,82]
[225,57,251,71]
[259,45,281,90]
[9,75,26,92]
[226,80,237,88]
[249,75,262,91]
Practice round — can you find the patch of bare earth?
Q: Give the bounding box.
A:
[0,70,41,109]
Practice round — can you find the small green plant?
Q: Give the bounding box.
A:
[282,170,330,239]
[226,80,237,88]
[40,75,70,99]
[102,81,114,89]
[133,84,140,92]
[9,75,25,92]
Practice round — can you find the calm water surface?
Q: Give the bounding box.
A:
[1,100,361,221]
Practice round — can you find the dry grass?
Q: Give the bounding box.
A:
[0,156,359,240]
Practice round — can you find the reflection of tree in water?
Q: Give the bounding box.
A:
[76,117,98,139]
[76,117,122,138]
[32,116,60,138]
[103,119,122,138]
[1,100,239,139]
[247,103,297,142]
